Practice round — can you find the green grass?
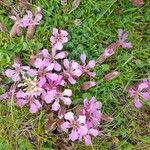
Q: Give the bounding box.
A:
[0,0,150,149]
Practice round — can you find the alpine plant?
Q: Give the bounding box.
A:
[1,20,135,146]
[0,28,103,146]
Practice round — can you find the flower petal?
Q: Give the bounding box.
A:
[60,122,70,132]
[64,112,74,121]
[84,135,91,146]
[80,54,86,64]
[86,60,96,69]
[63,89,72,96]
[52,101,60,111]
[69,129,78,141]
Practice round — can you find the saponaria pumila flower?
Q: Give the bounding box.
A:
[128,77,150,108]
[0,28,103,146]
[96,29,133,64]
[9,6,42,38]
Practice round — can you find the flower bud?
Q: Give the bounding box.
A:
[80,81,96,90]
[26,24,35,40]
[104,70,119,81]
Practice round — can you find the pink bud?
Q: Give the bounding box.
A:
[104,71,119,81]
[132,0,144,6]
[10,20,22,37]
[80,81,96,90]
[102,114,113,122]
[26,24,35,40]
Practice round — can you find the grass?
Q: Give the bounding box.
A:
[0,0,150,149]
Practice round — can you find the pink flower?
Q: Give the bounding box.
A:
[33,49,68,72]
[80,54,96,77]
[128,80,150,108]
[60,112,88,141]
[43,89,72,111]
[16,90,42,113]
[82,97,102,127]
[118,29,133,49]
[44,74,65,90]
[21,7,42,28]
[80,81,96,90]
[20,11,32,28]
[82,128,99,145]
[50,28,68,50]
[5,62,35,82]
[63,59,82,84]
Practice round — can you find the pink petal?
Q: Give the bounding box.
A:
[29,103,38,113]
[64,112,74,121]
[50,36,56,44]
[54,61,61,71]
[84,135,91,145]
[5,69,15,78]
[34,58,44,69]
[12,73,20,81]
[118,29,123,39]
[77,115,86,124]
[140,92,150,100]
[80,54,86,64]
[61,97,72,105]
[64,59,70,69]
[71,62,79,69]
[34,13,42,23]
[72,69,82,77]
[69,130,78,141]
[78,125,88,136]
[52,101,60,111]
[60,29,68,36]
[52,28,59,35]
[27,69,37,77]
[34,100,42,110]
[44,91,56,103]
[68,77,76,84]
[38,77,46,87]
[41,49,49,57]
[88,129,99,136]
[122,32,128,41]
[86,60,96,69]
[87,71,96,77]
[134,97,142,108]
[121,42,133,49]
[63,89,72,96]
[60,122,70,132]
[16,98,28,107]
[128,87,136,97]
[138,82,149,91]
[16,90,26,98]
[47,73,58,81]
[55,51,68,59]
[9,16,17,21]
[55,42,63,50]
[62,37,68,43]
[46,63,54,71]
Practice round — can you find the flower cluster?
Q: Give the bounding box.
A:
[9,7,42,39]
[128,76,150,108]
[1,28,101,145]
[61,97,102,145]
